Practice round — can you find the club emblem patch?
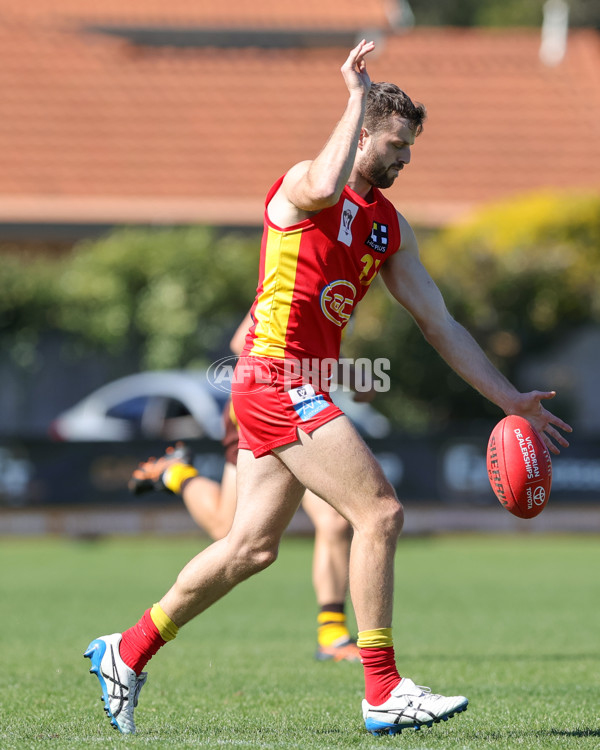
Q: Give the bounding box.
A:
[320,279,357,327]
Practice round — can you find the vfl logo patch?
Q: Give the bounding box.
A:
[320,279,357,327]
[337,199,358,247]
[288,384,330,422]
[365,222,389,253]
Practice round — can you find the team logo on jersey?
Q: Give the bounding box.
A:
[365,222,389,253]
[320,279,357,327]
[337,199,359,247]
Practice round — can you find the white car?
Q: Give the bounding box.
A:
[50,369,391,443]
[50,370,227,442]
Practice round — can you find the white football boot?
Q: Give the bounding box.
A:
[362,677,468,735]
[84,633,147,734]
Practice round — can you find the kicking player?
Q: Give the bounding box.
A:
[85,40,572,735]
[128,310,363,662]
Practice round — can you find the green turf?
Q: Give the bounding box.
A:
[1,533,599,749]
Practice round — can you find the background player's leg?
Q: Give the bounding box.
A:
[302,490,352,606]
[302,489,358,660]
[127,444,236,540]
[180,462,237,540]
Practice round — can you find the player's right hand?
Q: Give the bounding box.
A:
[505,390,573,455]
[341,39,375,97]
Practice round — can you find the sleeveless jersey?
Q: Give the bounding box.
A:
[243,175,401,362]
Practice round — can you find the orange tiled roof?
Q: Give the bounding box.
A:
[0,14,598,228]
[0,0,394,30]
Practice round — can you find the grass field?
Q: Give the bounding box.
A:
[1,533,599,749]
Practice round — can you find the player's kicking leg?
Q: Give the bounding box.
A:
[85,450,306,734]
[128,443,360,661]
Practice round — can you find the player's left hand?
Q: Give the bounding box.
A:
[341,39,375,97]
[507,390,572,455]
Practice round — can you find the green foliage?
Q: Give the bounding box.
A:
[425,190,600,345]
[0,252,59,369]
[1,227,260,370]
[56,226,260,368]
[408,0,600,28]
[347,191,600,431]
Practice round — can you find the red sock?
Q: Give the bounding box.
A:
[119,609,167,675]
[360,646,402,706]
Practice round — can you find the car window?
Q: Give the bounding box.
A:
[164,399,193,418]
[106,396,150,423]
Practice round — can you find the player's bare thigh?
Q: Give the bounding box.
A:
[228,448,306,550]
[275,415,402,530]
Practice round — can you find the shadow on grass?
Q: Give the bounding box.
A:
[547,728,600,738]
[410,653,600,662]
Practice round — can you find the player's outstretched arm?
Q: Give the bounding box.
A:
[273,40,375,217]
[381,216,573,454]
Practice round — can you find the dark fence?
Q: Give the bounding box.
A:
[1,435,599,510]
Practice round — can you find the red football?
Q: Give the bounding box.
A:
[486,415,552,519]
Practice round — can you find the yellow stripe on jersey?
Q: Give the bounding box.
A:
[250,227,302,358]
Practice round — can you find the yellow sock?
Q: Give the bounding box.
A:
[317,610,351,647]
[163,463,198,495]
[150,603,179,641]
[356,627,393,649]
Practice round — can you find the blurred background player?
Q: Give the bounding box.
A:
[128,310,360,662]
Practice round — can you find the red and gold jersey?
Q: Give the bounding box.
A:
[243,175,401,362]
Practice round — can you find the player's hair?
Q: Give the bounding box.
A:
[365,82,427,136]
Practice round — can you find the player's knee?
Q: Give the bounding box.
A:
[382,496,404,534]
[250,545,278,572]
[370,494,404,539]
[236,540,279,574]
[390,497,405,536]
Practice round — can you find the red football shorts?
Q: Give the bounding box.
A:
[231,356,343,458]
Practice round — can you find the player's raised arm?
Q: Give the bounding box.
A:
[381,214,572,454]
[270,40,375,221]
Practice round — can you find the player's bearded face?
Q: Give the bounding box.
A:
[359,117,414,189]
[359,145,399,189]
[359,135,406,189]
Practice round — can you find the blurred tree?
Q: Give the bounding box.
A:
[0,227,260,372]
[406,0,599,27]
[345,190,600,432]
[0,252,58,371]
